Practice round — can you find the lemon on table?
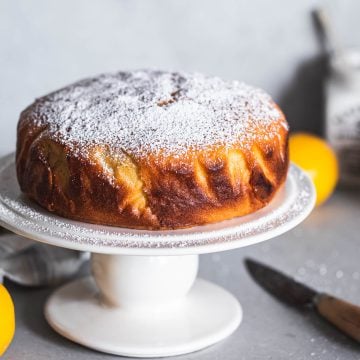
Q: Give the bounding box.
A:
[0,284,15,356]
[289,133,338,206]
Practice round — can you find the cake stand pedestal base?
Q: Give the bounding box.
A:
[45,254,242,358]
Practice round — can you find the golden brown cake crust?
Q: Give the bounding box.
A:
[16,70,289,229]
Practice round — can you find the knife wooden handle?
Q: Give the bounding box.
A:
[316,293,360,342]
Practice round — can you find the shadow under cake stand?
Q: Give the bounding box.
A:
[0,154,315,358]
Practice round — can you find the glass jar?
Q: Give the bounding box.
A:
[325,50,360,188]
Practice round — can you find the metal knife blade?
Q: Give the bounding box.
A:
[245,258,317,307]
[245,258,360,343]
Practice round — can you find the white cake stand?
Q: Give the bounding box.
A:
[0,153,315,358]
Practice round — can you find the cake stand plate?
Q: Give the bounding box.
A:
[0,154,315,357]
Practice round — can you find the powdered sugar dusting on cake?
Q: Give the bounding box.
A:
[26,70,284,159]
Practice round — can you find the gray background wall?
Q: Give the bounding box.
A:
[1,0,360,156]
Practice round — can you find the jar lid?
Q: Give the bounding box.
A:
[330,49,360,79]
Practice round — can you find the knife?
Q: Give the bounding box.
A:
[245,258,360,342]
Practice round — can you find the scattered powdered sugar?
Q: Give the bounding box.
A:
[26,70,284,159]
[0,155,314,252]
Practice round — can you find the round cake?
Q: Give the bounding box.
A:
[16,70,289,230]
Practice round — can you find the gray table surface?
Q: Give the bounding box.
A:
[2,190,360,360]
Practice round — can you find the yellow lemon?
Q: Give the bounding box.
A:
[289,133,338,206]
[0,284,15,356]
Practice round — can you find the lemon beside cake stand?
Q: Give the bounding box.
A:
[0,154,315,358]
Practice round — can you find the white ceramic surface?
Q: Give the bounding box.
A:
[91,254,199,308]
[45,276,242,358]
[0,153,315,255]
[0,153,315,357]
[46,254,242,357]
